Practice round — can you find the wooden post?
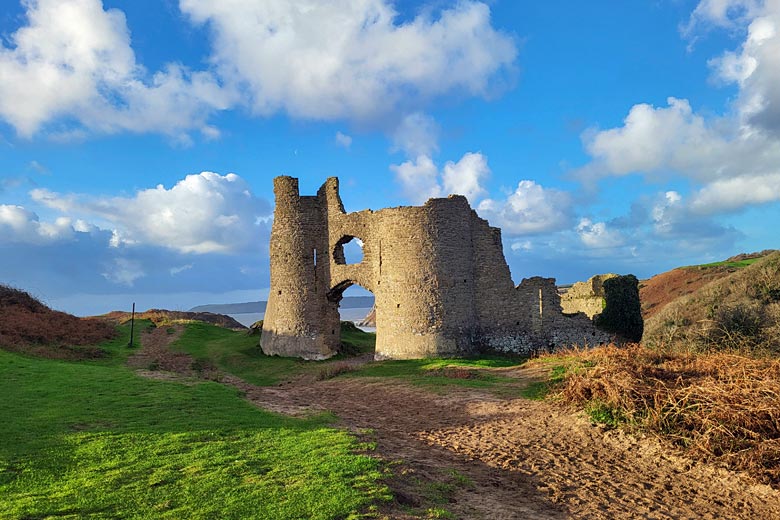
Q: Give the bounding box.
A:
[128,302,135,347]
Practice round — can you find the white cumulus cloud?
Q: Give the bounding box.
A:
[0,204,76,244]
[0,0,232,140]
[180,0,516,122]
[690,172,780,212]
[579,90,780,215]
[390,155,442,204]
[683,0,761,34]
[477,180,573,236]
[31,172,271,254]
[708,2,780,134]
[577,1,780,216]
[441,152,490,203]
[582,98,712,176]
[391,152,490,205]
[576,218,625,249]
[0,1,517,142]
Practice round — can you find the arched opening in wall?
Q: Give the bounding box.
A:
[327,280,376,356]
[333,235,364,265]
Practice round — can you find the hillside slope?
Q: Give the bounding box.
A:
[640,251,775,320]
[103,309,246,330]
[0,285,116,358]
[643,251,780,352]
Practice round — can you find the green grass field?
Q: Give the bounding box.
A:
[686,258,761,269]
[169,322,526,393]
[169,321,376,386]
[0,323,389,519]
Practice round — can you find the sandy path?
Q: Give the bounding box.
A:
[232,371,780,519]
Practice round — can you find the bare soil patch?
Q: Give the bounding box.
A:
[128,325,219,380]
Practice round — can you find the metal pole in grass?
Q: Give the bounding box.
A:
[128,302,135,347]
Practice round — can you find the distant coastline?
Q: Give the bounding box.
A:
[190,296,375,315]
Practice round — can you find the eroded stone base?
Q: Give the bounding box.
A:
[261,331,337,361]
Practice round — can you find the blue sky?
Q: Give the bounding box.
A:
[2,0,780,315]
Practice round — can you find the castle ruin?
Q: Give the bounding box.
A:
[260,176,620,360]
[561,274,618,318]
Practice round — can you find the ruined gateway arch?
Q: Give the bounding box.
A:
[260,176,610,360]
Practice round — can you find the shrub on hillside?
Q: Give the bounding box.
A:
[0,285,46,312]
[248,320,264,336]
[709,302,765,348]
[750,260,780,303]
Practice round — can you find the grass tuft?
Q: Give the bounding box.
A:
[316,362,358,380]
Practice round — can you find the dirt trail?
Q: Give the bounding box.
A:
[128,325,219,381]
[130,330,780,518]
[234,370,780,519]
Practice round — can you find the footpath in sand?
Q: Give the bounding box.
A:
[133,328,780,519]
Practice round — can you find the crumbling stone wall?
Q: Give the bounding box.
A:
[261,176,620,360]
[560,273,644,342]
[560,274,617,318]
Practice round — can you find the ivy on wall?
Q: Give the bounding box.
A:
[594,274,644,342]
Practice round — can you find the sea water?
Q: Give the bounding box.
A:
[228,308,376,332]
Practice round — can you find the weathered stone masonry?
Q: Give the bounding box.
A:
[561,274,618,318]
[261,176,613,360]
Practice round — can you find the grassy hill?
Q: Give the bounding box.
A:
[524,251,780,487]
[103,308,247,330]
[639,250,775,320]
[643,251,780,353]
